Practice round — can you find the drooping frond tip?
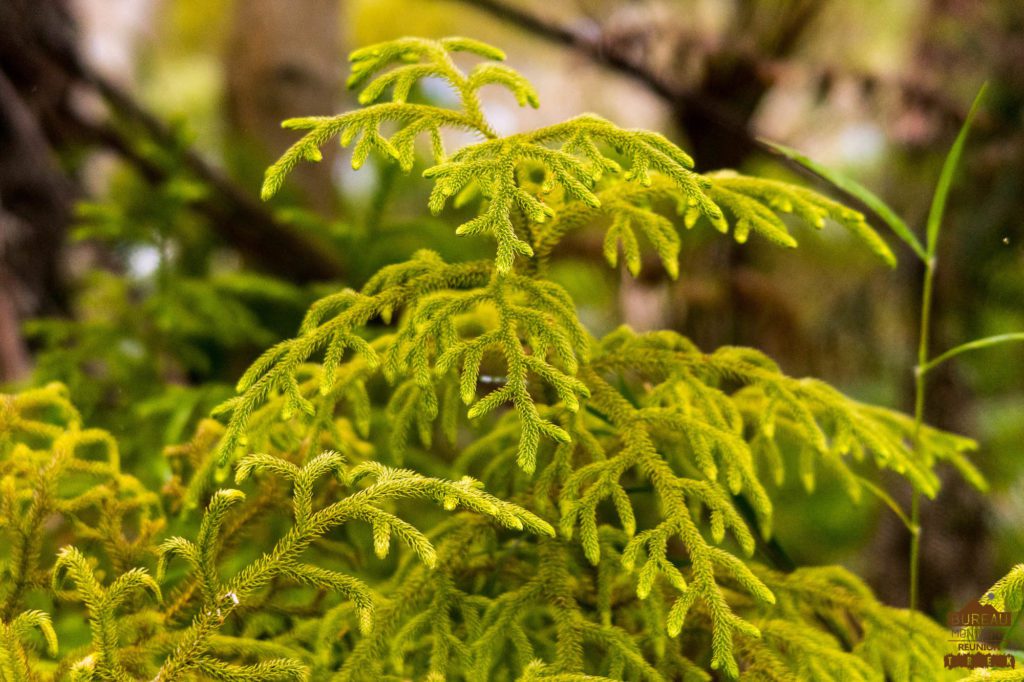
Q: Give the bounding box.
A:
[261,36,536,201]
[262,36,897,278]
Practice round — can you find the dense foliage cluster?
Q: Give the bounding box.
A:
[2,36,1019,680]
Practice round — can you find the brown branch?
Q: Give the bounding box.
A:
[64,57,345,283]
[0,0,345,284]
[454,0,743,127]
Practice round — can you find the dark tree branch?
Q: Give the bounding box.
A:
[64,54,345,282]
[0,0,345,284]
[454,0,746,129]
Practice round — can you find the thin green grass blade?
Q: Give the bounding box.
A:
[925,82,988,258]
[922,332,1024,374]
[762,139,926,261]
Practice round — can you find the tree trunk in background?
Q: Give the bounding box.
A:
[225,0,343,215]
[0,68,74,317]
[0,80,72,379]
[0,0,78,382]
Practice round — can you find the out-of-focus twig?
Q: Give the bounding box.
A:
[65,58,346,282]
[0,0,345,284]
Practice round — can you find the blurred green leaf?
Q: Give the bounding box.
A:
[925,82,988,258]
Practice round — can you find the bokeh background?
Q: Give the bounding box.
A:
[1,0,1022,624]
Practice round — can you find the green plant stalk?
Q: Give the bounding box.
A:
[904,262,933,681]
[909,254,937,618]
[907,82,986,639]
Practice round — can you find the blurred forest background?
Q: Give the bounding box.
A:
[1,0,1021,626]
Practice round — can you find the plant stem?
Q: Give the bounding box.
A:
[908,254,937,677]
[905,83,984,677]
[909,489,921,611]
